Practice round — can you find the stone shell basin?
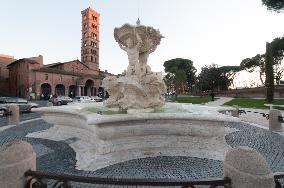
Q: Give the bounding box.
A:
[114,24,162,53]
[32,103,239,171]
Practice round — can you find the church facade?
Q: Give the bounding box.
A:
[0,7,113,99]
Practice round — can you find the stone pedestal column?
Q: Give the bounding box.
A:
[65,91,68,97]
[269,109,283,132]
[7,105,19,125]
[224,146,275,188]
[231,106,239,118]
[77,86,82,96]
[0,141,36,188]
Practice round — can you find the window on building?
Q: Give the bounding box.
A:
[45,74,48,80]
[94,57,96,63]
[92,15,97,21]
[91,56,93,62]
[84,32,87,38]
[91,41,94,47]
[72,77,74,81]
[84,23,88,29]
[94,42,97,47]
[84,41,87,47]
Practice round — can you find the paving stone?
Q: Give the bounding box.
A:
[0,116,283,188]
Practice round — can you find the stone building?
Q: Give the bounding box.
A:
[0,54,16,96]
[3,7,113,100]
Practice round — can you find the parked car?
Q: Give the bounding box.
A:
[73,96,91,103]
[90,96,103,102]
[0,97,33,113]
[0,105,8,117]
[49,96,72,106]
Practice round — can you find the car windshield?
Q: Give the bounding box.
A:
[0,98,7,103]
[17,98,28,103]
[5,98,17,103]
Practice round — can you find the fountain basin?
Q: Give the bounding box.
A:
[32,103,239,170]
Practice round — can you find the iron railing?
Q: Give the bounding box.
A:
[239,109,270,119]
[25,170,231,188]
[275,173,284,188]
[239,109,284,123]
[25,170,284,188]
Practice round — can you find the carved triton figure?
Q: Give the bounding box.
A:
[118,32,142,76]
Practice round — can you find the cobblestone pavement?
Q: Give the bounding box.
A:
[0,118,283,188]
[0,112,43,127]
[0,117,7,127]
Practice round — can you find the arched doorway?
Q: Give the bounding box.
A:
[69,85,76,98]
[98,87,104,98]
[41,83,51,100]
[84,79,94,96]
[55,84,65,96]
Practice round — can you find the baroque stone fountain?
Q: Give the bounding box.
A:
[32,22,238,171]
[103,21,166,111]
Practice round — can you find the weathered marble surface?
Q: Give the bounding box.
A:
[103,23,166,110]
[33,103,239,170]
[224,146,275,188]
[0,141,36,188]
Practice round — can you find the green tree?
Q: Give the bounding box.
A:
[265,42,274,103]
[240,37,284,86]
[271,37,284,84]
[262,0,284,12]
[163,58,196,97]
[197,64,240,92]
[240,54,266,85]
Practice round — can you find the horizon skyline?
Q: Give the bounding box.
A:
[1,0,284,87]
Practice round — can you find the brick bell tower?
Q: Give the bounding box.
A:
[81,7,100,72]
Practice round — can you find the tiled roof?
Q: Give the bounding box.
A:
[7,58,39,67]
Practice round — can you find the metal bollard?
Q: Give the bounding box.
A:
[7,105,19,125]
[269,109,283,132]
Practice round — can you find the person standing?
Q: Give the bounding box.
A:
[210,91,215,101]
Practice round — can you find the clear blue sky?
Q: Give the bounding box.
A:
[1,0,284,75]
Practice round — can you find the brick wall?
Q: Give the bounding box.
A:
[216,85,284,98]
